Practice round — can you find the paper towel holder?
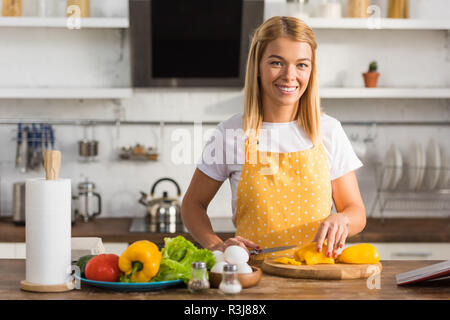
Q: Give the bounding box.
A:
[20,150,75,293]
[44,150,61,180]
[20,280,75,293]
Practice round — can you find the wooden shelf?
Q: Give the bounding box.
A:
[287,17,450,30]
[0,17,129,28]
[320,88,450,99]
[0,88,133,99]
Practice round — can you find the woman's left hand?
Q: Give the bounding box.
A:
[313,213,350,259]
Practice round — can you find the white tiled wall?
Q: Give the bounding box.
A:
[0,0,448,220]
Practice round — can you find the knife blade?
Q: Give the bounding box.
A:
[249,245,297,256]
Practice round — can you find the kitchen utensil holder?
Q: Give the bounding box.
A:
[12,126,57,147]
[369,164,450,223]
[12,124,57,172]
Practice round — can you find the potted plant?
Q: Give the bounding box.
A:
[362,61,380,88]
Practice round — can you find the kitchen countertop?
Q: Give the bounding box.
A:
[0,259,448,300]
[0,217,448,244]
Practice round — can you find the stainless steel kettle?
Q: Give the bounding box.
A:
[138,177,182,233]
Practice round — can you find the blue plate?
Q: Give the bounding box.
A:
[74,275,184,292]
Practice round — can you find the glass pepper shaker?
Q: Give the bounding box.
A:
[188,261,210,293]
[219,264,242,295]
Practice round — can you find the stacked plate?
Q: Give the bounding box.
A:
[381,140,448,191]
[381,144,403,191]
[407,142,426,191]
[436,142,450,190]
[407,139,448,191]
[423,139,441,190]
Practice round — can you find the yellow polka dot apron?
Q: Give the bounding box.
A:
[235,137,332,260]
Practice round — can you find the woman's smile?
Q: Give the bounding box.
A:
[274,84,299,95]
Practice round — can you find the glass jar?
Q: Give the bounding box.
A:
[37,0,57,17]
[219,264,242,295]
[2,0,22,16]
[286,0,310,20]
[387,0,409,19]
[318,0,342,19]
[66,0,89,17]
[346,0,369,18]
[188,261,210,293]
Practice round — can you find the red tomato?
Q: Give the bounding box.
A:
[85,254,121,282]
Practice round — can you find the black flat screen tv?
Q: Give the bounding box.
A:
[129,0,264,87]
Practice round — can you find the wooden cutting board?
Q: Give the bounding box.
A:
[262,258,382,280]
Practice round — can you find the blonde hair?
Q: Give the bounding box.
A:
[243,16,322,146]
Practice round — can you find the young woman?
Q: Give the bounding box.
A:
[181,16,366,260]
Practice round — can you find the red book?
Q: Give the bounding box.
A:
[396,260,450,285]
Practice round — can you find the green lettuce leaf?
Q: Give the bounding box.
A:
[151,236,216,284]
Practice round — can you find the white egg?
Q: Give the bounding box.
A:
[212,250,225,263]
[211,261,228,273]
[224,245,249,264]
[236,263,253,274]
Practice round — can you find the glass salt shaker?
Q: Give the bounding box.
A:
[219,264,242,295]
[188,261,210,293]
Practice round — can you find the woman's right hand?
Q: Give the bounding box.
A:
[209,236,260,256]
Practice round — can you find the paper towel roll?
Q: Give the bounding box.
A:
[25,178,72,285]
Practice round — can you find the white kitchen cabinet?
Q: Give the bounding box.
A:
[15,243,26,259]
[0,243,26,259]
[0,242,129,259]
[343,242,450,260]
[0,243,16,259]
[102,243,129,256]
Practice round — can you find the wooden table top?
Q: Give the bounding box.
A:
[0,217,448,243]
[1,260,448,300]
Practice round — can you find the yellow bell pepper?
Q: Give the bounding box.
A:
[336,243,380,264]
[119,240,162,283]
[294,242,335,265]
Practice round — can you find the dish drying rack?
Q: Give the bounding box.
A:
[369,164,450,223]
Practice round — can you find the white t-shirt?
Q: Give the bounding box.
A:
[197,113,363,217]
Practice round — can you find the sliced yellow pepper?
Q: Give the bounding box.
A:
[119,240,162,283]
[273,257,303,266]
[294,242,335,265]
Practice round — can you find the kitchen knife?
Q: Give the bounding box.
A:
[249,245,297,256]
